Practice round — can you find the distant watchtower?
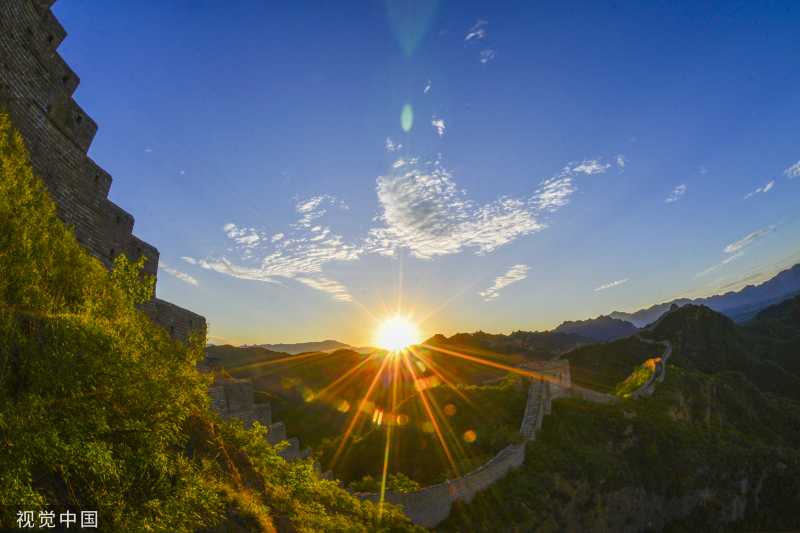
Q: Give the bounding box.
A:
[670,303,679,312]
[0,0,203,342]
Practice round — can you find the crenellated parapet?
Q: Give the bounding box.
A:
[0,0,203,343]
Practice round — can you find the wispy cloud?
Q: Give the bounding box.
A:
[432,118,445,136]
[784,160,800,179]
[200,156,613,299]
[364,158,605,259]
[572,159,611,174]
[665,184,686,203]
[424,80,431,94]
[595,279,628,291]
[182,256,197,265]
[700,166,708,174]
[724,226,775,253]
[480,49,496,64]
[479,265,529,301]
[695,251,744,277]
[465,20,487,43]
[144,148,153,153]
[296,276,352,301]
[196,197,358,301]
[616,155,626,167]
[159,262,198,285]
[386,137,402,152]
[743,180,775,200]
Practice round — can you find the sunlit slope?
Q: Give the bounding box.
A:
[565,336,664,393]
[206,341,530,487]
[643,303,800,401]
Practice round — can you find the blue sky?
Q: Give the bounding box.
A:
[53,0,800,346]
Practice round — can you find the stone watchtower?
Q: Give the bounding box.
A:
[0,0,203,342]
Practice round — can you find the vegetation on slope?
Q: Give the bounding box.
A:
[565,336,664,393]
[0,112,421,532]
[316,376,528,488]
[437,303,800,532]
[437,369,800,532]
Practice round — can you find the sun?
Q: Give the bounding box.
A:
[376,316,420,351]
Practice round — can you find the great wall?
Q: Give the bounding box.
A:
[0,0,304,463]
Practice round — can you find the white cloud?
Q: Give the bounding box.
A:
[272,233,284,242]
[595,279,628,291]
[616,155,626,167]
[700,166,708,174]
[465,20,487,43]
[386,137,402,152]
[572,159,611,174]
[724,226,775,253]
[297,196,326,213]
[629,137,636,144]
[159,262,198,285]
[180,170,185,175]
[364,158,598,259]
[784,160,800,179]
[181,256,197,265]
[479,265,529,301]
[695,251,744,277]
[742,180,776,200]
[432,119,445,136]
[480,49,496,64]
[144,148,153,153]
[296,276,352,301]
[424,80,431,94]
[223,223,260,248]
[665,184,686,203]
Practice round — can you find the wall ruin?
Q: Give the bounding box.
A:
[0,0,202,344]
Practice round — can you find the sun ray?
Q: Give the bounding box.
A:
[400,353,460,477]
[330,354,393,470]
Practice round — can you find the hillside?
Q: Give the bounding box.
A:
[564,336,664,393]
[642,303,800,401]
[553,314,638,341]
[436,303,800,533]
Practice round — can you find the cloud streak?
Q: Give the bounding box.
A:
[432,119,445,136]
[665,184,686,203]
[465,20,487,43]
[724,226,775,253]
[743,180,775,200]
[595,279,628,291]
[695,251,744,277]
[159,262,198,285]
[480,265,530,301]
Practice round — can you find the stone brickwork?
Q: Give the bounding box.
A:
[0,0,203,344]
[206,375,305,462]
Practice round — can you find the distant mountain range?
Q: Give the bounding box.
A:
[239,340,353,355]
[553,315,638,341]
[610,263,800,327]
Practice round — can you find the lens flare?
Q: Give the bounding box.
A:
[401,104,413,131]
[376,316,420,351]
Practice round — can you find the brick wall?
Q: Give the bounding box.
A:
[0,0,204,344]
